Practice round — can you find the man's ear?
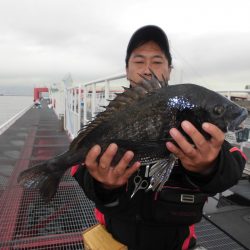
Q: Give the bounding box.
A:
[167,66,172,80]
[125,66,128,77]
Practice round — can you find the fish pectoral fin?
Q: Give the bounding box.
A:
[147,154,177,192]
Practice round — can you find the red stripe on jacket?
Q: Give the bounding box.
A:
[182,224,196,250]
[94,208,106,225]
[229,146,247,161]
[71,164,80,176]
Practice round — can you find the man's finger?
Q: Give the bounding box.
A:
[85,145,101,170]
[99,143,118,169]
[169,127,196,157]
[202,123,224,146]
[181,121,209,153]
[166,141,185,159]
[114,150,134,176]
[124,161,141,179]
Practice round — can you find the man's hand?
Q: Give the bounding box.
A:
[166,121,224,174]
[84,143,141,189]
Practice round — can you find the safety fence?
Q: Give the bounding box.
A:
[56,79,250,140]
[59,73,127,139]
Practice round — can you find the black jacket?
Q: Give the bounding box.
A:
[73,140,245,250]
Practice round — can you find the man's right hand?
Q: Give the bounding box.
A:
[84,143,141,190]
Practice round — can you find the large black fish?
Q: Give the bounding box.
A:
[17,73,248,202]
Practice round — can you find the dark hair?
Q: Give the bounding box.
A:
[125,25,172,67]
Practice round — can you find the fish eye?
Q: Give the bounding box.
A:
[213,105,225,115]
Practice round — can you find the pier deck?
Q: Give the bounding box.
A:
[0,102,249,249]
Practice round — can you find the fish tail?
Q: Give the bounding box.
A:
[17,160,66,203]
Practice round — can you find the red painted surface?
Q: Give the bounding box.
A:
[8,232,83,249]
[33,87,48,100]
[0,128,36,245]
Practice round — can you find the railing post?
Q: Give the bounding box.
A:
[105,80,110,106]
[78,84,81,131]
[83,85,87,126]
[91,83,96,119]
[64,90,66,132]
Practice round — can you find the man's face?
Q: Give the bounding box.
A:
[126,41,171,85]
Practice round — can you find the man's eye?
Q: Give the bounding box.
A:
[134,61,144,64]
[153,61,163,64]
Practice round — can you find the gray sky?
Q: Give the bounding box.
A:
[0,0,250,90]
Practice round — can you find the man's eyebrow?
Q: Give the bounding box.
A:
[131,54,164,59]
[152,55,164,59]
[131,54,145,59]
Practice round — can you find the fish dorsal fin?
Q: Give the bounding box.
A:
[69,70,168,150]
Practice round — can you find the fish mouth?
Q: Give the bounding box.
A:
[227,108,248,132]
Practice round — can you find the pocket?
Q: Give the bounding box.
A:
[152,188,207,225]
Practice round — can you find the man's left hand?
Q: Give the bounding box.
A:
[166,120,225,174]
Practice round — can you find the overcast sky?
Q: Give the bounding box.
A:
[0,0,250,90]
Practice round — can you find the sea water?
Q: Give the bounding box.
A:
[0,96,32,126]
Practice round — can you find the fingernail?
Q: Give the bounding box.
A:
[135,161,141,168]
[126,150,134,159]
[109,143,118,150]
[170,128,178,137]
[181,120,190,129]
[93,144,101,152]
[166,141,171,147]
[202,123,209,129]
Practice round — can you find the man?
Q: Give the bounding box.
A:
[72,25,246,249]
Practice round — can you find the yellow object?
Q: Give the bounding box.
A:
[83,224,128,250]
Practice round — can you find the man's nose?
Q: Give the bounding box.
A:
[143,65,152,76]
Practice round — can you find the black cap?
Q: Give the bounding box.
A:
[125,25,172,67]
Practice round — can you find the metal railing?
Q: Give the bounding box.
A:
[51,75,250,140]
[64,73,127,139]
[218,90,250,100]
